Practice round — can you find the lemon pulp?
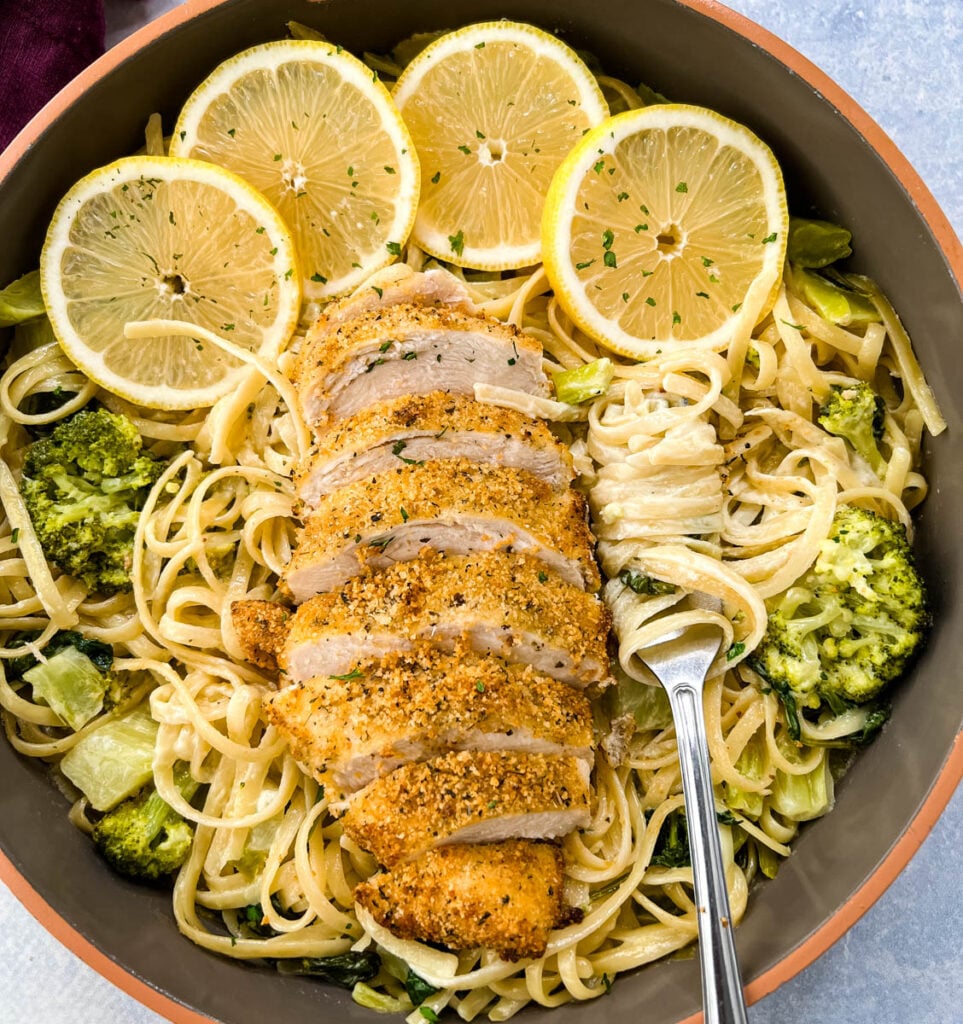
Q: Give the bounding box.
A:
[542,104,788,358]
[392,21,608,270]
[40,156,301,410]
[172,40,419,300]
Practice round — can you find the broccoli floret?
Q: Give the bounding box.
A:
[20,408,164,594]
[91,766,198,882]
[817,382,886,476]
[749,506,929,739]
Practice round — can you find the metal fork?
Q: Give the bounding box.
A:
[637,599,749,1024]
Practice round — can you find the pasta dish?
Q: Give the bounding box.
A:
[0,19,945,1023]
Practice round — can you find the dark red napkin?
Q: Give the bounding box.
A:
[0,0,106,152]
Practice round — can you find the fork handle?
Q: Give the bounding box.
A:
[665,682,749,1024]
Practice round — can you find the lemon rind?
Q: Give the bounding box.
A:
[542,104,788,359]
[40,155,301,410]
[171,40,420,301]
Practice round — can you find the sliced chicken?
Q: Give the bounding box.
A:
[314,268,476,334]
[266,550,613,690]
[229,599,290,672]
[295,303,548,428]
[341,750,591,867]
[355,840,577,962]
[265,646,594,795]
[283,458,598,601]
[294,391,573,504]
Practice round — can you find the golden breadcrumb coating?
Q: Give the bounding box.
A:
[265,645,594,791]
[293,390,573,504]
[279,549,613,689]
[297,302,541,388]
[230,599,290,672]
[313,268,475,334]
[284,457,599,596]
[294,302,547,426]
[341,750,591,867]
[354,840,578,961]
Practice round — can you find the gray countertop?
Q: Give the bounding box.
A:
[0,1,960,1021]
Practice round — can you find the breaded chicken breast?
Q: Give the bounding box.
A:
[312,268,476,334]
[229,599,291,672]
[294,391,573,505]
[265,646,594,794]
[276,550,613,690]
[294,303,548,428]
[283,458,599,600]
[340,750,591,866]
[355,840,576,961]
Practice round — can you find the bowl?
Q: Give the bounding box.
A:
[0,1,960,1023]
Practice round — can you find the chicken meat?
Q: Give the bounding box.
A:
[340,750,592,867]
[283,458,599,601]
[234,550,613,690]
[265,645,594,795]
[294,391,573,505]
[312,268,476,333]
[354,840,577,962]
[294,303,548,428]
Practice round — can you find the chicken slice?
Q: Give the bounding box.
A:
[340,750,591,867]
[294,391,573,504]
[265,646,594,795]
[295,303,548,428]
[314,268,476,334]
[272,550,613,690]
[283,458,599,601]
[355,840,577,962]
[229,599,291,672]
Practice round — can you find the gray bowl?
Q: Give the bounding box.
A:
[0,2,960,1023]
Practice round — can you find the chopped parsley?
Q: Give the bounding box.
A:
[726,641,747,661]
[329,668,363,681]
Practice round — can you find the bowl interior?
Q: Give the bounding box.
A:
[0,2,960,1023]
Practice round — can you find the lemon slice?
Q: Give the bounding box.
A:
[40,155,301,410]
[170,40,419,301]
[542,104,789,358]
[392,21,608,270]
